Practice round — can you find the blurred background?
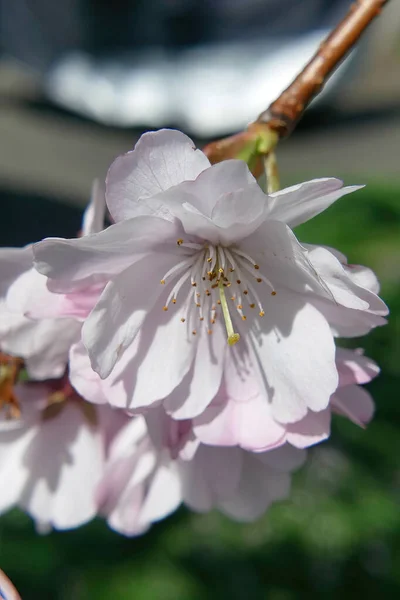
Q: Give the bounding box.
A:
[0,0,400,598]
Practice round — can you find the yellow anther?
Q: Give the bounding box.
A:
[172,299,177,304]
[207,329,213,335]
[254,264,260,270]
[259,310,265,317]
[236,279,241,284]
[177,239,184,246]
[271,290,277,296]
[181,318,186,323]
[218,267,224,273]
[250,303,255,308]
[191,282,197,287]
[207,257,212,263]
[237,304,243,310]
[217,300,221,305]
[242,315,247,321]
[160,279,166,285]
[192,330,197,335]
[256,278,262,283]
[243,290,248,295]
[200,317,204,321]
[163,306,168,311]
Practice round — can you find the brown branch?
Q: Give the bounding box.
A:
[204,0,390,170]
[257,0,390,137]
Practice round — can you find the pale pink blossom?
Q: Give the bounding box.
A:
[96,409,306,536]
[0,378,126,530]
[34,129,387,424]
[0,182,106,379]
[192,346,378,451]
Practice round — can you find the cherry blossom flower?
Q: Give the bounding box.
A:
[0,181,106,380]
[33,129,387,425]
[0,377,126,530]
[96,409,306,536]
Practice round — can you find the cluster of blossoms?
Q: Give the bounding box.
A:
[0,130,387,535]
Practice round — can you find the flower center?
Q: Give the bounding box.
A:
[160,240,276,345]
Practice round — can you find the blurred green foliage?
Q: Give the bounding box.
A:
[0,182,399,599]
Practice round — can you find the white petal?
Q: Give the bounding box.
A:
[345,264,380,294]
[331,385,375,427]
[177,159,258,218]
[193,393,286,451]
[33,216,180,289]
[241,220,330,296]
[68,341,108,404]
[256,443,307,471]
[20,402,104,530]
[305,246,381,311]
[251,291,338,423]
[139,462,182,523]
[219,452,290,521]
[0,310,81,380]
[180,445,242,512]
[128,296,198,411]
[336,347,379,387]
[0,246,33,297]
[193,348,285,450]
[285,408,331,448]
[312,297,387,337]
[82,179,107,235]
[267,178,363,228]
[164,322,225,419]
[82,253,177,378]
[106,129,210,222]
[0,425,36,513]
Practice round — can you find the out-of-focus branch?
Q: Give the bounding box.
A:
[257,0,390,137]
[203,0,390,172]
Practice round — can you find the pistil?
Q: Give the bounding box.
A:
[218,280,240,346]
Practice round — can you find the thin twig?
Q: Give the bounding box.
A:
[257,0,390,137]
[203,0,390,169]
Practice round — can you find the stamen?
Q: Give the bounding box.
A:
[217,246,227,272]
[161,257,194,284]
[180,241,203,250]
[218,280,240,346]
[232,247,260,268]
[165,269,192,307]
